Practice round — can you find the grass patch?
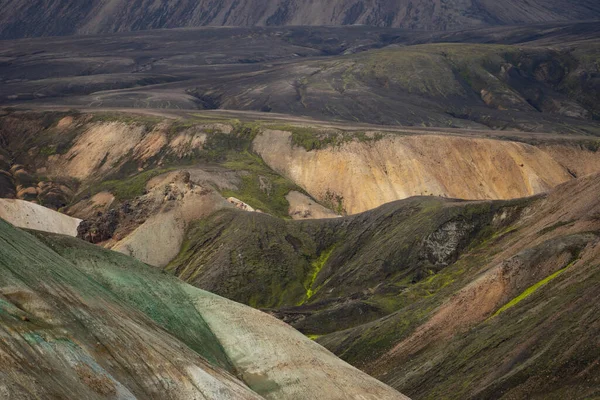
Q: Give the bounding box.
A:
[213,123,304,218]
[39,146,57,156]
[93,168,176,201]
[89,112,163,128]
[268,124,385,151]
[220,151,300,218]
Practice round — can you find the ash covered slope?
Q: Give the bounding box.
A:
[2,23,599,130]
[0,217,407,399]
[1,0,600,39]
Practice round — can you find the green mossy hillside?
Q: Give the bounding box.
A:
[166,196,530,332]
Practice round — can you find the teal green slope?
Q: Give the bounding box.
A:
[32,228,233,370]
[0,218,245,398]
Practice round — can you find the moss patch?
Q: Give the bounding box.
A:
[91,168,176,201]
[491,261,575,318]
[302,246,335,304]
[267,124,386,151]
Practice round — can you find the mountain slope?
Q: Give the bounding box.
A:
[0,111,598,398]
[0,217,407,399]
[1,109,600,268]
[253,129,600,214]
[166,172,600,399]
[321,173,600,399]
[0,198,81,235]
[1,0,600,38]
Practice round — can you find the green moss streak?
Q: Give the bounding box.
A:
[300,247,335,304]
[492,262,574,318]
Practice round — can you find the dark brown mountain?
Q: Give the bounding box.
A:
[2,22,599,132]
[1,0,600,39]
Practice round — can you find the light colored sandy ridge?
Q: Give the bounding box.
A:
[113,171,232,266]
[190,289,409,400]
[49,122,146,180]
[286,191,340,220]
[0,199,81,236]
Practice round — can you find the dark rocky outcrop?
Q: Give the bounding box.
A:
[77,209,120,244]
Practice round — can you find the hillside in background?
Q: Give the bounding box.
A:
[0,101,599,399]
[0,108,598,398]
[0,0,600,39]
[1,22,599,132]
[2,0,600,39]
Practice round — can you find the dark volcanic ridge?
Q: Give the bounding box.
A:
[1,22,600,134]
[1,0,600,39]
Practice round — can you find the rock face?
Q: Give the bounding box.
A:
[77,209,120,244]
[0,161,74,209]
[253,130,600,214]
[228,197,257,212]
[1,0,599,38]
[420,218,477,268]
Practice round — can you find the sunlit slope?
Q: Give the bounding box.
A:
[254,129,600,214]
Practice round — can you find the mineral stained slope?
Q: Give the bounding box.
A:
[1,0,600,38]
[253,129,600,214]
[0,219,255,399]
[0,217,407,399]
[332,172,600,399]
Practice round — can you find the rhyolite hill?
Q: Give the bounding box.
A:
[1,108,599,398]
